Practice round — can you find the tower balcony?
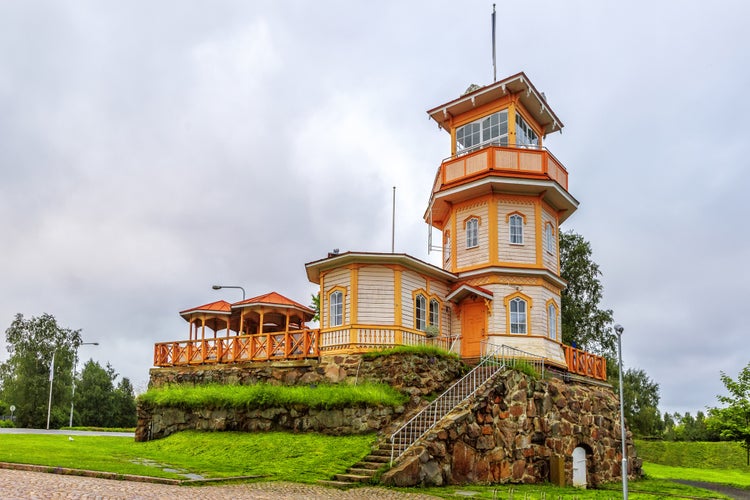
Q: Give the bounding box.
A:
[428,144,577,227]
[434,144,568,192]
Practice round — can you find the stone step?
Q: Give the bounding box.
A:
[317,479,357,489]
[369,449,392,457]
[354,461,385,470]
[362,454,390,463]
[334,473,372,483]
[348,467,378,476]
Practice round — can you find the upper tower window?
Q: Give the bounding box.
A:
[509,214,524,244]
[515,113,539,148]
[466,218,479,248]
[456,110,508,154]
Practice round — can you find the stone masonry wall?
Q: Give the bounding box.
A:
[137,353,464,441]
[382,370,641,487]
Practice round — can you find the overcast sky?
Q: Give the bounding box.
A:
[1,1,748,416]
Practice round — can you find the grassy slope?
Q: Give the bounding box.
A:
[0,431,375,482]
[636,440,750,489]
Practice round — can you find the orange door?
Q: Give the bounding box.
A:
[461,301,486,358]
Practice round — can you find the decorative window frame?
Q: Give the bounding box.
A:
[412,289,442,333]
[506,211,526,245]
[327,286,346,328]
[546,299,558,341]
[463,216,481,249]
[504,292,532,335]
[544,222,556,255]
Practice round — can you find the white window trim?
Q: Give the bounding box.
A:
[329,290,343,327]
[509,214,524,245]
[415,294,427,331]
[548,303,557,341]
[466,218,479,249]
[456,110,509,154]
[510,297,527,334]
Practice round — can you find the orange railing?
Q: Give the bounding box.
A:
[563,345,607,381]
[153,329,319,367]
[154,326,452,367]
[437,145,568,191]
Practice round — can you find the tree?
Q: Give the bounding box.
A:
[708,362,750,465]
[310,293,320,323]
[559,231,615,356]
[610,366,663,437]
[112,377,137,428]
[74,360,136,428]
[74,360,115,427]
[0,313,81,428]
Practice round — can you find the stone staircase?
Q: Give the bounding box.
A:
[317,443,393,488]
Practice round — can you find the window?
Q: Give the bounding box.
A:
[515,113,539,148]
[509,214,524,244]
[510,297,527,334]
[429,299,440,327]
[329,290,343,327]
[548,302,557,341]
[456,110,508,153]
[415,294,427,331]
[545,223,555,254]
[466,218,479,248]
[443,232,451,266]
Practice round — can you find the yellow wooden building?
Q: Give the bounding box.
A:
[154,72,605,381]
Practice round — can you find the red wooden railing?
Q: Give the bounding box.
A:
[563,345,607,381]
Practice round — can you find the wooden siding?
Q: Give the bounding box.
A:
[455,201,490,270]
[400,269,427,329]
[323,268,350,327]
[497,198,536,264]
[542,208,559,273]
[357,265,395,325]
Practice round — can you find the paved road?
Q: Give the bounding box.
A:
[0,469,441,499]
[0,428,134,437]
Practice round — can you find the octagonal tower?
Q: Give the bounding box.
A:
[425,72,577,365]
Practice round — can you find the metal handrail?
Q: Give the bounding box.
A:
[389,344,506,465]
[389,343,548,466]
[481,341,546,379]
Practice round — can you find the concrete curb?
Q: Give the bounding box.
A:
[0,462,262,485]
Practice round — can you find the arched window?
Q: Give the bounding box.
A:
[466,218,479,248]
[547,302,558,341]
[415,294,427,331]
[510,297,527,334]
[329,290,343,327]
[545,223,555,254]
[509,214,524,244]
[429,299,440,327]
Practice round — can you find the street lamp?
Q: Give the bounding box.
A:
[212,284,246,301]
[69,342,99,428]
[614,323,628,499]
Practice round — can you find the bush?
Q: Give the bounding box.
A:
[0,419,15,428]
[361,344,458,360]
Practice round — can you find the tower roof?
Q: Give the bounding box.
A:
[427,72,563,136]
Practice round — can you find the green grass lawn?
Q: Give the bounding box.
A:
[0,431,375,482]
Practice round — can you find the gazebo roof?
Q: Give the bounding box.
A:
[179,300,233,317]
[233,291,314,315]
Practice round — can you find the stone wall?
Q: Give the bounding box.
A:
[138,352,464,442]
[136,402,400,441]
[382,370,641,487]
[147,353,464,398]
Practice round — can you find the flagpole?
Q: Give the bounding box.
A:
[492,4,497,82]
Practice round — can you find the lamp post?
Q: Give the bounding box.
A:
[69,342,99,427]
[614,323,628,499]
[212,284,246,301]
